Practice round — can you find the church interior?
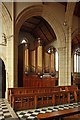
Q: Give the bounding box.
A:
[0,1,80,120]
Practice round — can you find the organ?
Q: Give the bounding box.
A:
[18,38,57,87]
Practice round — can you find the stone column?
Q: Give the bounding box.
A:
[58,47,67,86]
[58,27,72,86]
[66,27,72,85]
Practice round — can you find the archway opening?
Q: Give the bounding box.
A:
[0,58,6,98]
[18,16,57,87]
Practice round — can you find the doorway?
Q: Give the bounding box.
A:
[0,58,6,98]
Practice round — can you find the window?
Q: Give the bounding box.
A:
[55,50,58,71]
[74,48,80,72]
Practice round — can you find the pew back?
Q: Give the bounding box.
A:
[8,85,79,111]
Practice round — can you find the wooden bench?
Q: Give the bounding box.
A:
[11,91,71,111]
[8,85,80,111]
[11,94,37,110]
[53,86,69,105]
[65,85,78,103]
[8,87,55,108]
[11,92,55,111]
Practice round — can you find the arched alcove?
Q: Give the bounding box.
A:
[15,5,66,86]
[18,15,57,87]
[0,58,6,98]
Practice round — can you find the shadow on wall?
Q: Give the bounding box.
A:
[0,60,2,98]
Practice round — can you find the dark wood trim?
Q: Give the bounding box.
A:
[39,26,49,43]
[37,107,80,120]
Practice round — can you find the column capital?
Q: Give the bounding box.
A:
[58,47,66,52]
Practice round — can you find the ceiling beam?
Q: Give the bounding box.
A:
[39,26,50,43]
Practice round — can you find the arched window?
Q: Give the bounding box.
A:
[55,50,58,71]
[74,48,80,72]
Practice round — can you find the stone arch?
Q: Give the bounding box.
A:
[0,57,6,98]
[42,10,66,48]
[0,54,6,70]
[2,3,12,36]
[15,4,66,47]
[15,4,66,85]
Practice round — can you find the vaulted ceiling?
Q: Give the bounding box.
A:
[20,16,56,46]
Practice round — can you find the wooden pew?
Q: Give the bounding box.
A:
[11,92,55,111]
[65,85,78,103]
[11,94,37,110]
[53,86,69,105]
[8,87,54,107]
[8,85,80,111]
[37,92,54,108]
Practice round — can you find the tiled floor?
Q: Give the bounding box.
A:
[1,99,80,120]
[16,102,80,120]
[0,98,18,120]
